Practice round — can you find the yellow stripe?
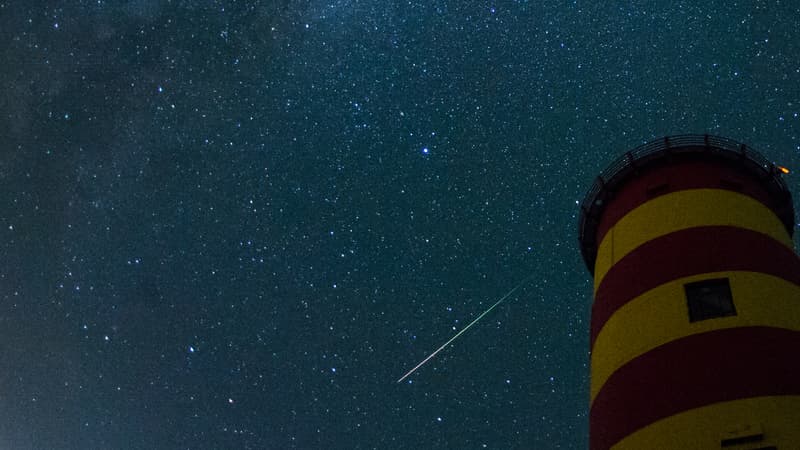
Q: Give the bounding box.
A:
[612,395,800,449]
[594,189,793,292]
[591,272,800,403]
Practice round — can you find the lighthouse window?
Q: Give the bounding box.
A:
[684,278,736,323]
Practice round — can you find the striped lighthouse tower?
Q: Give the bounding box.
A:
[577,135,800,449]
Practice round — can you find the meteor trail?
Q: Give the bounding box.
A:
[396,273,535,383]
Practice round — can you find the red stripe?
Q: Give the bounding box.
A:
[590,326,800,450]
[591,226,800,347]
[595,160,784,246]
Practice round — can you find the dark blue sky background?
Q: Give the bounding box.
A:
[2,1,799,449]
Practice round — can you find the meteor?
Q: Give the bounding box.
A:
[396,273,535,383]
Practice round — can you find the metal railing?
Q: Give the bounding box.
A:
[577,134,794,273]
[579,134,787,216]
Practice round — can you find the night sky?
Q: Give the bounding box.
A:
[2,1,799,449]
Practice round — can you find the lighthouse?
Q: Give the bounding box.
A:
[577,135,800,449]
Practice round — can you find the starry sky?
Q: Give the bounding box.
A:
[1,1,799,449]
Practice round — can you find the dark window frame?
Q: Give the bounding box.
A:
[684,278,736,323]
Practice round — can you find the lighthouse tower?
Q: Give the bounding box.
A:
[577,135,800,449]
